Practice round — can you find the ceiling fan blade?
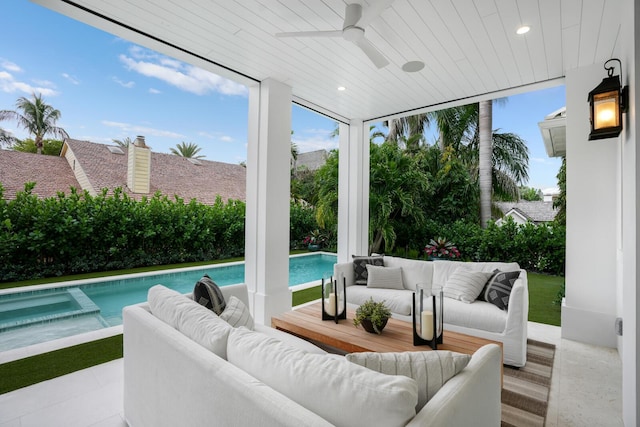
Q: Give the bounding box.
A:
[276,30,343,38]
[343,4,363,28]
[354,37,389,68]
[358,0,396,28]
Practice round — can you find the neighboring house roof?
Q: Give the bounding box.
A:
[0,139,246,205]
[62,139,246,204]
[0,149,81,200]
[294,149,328,171]
[495,201,558,224]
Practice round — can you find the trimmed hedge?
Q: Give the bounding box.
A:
[393,218,565,276]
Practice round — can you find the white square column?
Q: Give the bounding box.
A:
[337,120,369,263]
[245,78,292,325]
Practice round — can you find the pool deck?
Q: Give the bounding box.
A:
[0,322,624,427]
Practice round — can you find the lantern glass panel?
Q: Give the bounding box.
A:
[593,91,620,129]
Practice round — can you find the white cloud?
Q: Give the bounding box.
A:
[119,45,247,96]
[102,120,186,139]
[0,59,21,73]
[112,76,135,88]
[197,131,234,142]
[292,128,337,153]
[62,73,80,85]
[0,71,59,96]
[148,87,161,94]
[219,135,233,142]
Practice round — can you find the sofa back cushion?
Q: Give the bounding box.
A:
[384,256,434,291]
[148,285,231,358]
[227,327,418,427]
[345,350,471,411]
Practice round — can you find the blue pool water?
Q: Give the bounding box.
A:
[0,253,337,352]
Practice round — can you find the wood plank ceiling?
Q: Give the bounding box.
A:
[35,0,622,122]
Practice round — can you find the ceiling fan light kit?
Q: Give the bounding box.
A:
[276,2,396,69]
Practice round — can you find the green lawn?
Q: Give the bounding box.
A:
[0,267,562,394]
[527,272,563,326]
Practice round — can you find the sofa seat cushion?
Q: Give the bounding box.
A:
[254,324,327,355]
[384,256,434,291]
[345,350,471,411]
[347,286,414,316]
[227,327,418,427]
[148,285,231,358]
[443,298,507,333]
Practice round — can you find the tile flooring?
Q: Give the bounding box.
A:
[0,322,623,427]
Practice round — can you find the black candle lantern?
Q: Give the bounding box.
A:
[321,276,346,323]
[588,58,628,141]
[412,284,443,349]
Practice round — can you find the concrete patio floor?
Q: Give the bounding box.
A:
[0,322,623,427]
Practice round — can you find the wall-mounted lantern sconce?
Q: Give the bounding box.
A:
[588,58,628,140]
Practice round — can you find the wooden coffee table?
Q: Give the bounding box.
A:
[272,301,503,382]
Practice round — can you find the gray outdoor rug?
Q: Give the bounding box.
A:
[501,339,556,427]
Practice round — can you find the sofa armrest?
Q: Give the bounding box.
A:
[334,262,356,287]
[407,344,502,427]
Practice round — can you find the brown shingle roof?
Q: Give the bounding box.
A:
[65,139,246,204]
[0,149,80,200]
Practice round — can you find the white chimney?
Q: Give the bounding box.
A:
[127,136,151,193]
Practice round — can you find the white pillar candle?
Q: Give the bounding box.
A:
[326,293,336,316]
[421,310,434,340]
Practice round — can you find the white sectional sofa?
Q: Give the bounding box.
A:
[123,283,502,427]
[334,256,529,367]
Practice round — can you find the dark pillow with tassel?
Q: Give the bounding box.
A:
[193,274,226,315]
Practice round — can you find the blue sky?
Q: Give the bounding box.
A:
[1,0,564,190]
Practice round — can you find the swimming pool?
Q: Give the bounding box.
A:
[0,252,337,352]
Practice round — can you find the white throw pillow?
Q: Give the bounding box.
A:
[443,269,493,303]
[366,264,405,290]
[345,350,471,410]
[219,295,254,329]
[148,284,199,328]
[227,327,418,427]
[147,285,232,358]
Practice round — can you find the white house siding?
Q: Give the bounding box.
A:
[62,143,96,195]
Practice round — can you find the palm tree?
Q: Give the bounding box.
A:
[0,93,69,154]
[0,127,15,147]
[478,100,492,227]
[170,141,205,159]
[112,137,133,147]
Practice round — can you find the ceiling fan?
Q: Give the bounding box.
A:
[275,1,395,69]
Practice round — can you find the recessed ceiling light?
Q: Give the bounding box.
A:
[337,86,346,91]
[402,61,425,73]
[516,25,530,35]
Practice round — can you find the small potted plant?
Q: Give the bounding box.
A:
[353,298,392,334]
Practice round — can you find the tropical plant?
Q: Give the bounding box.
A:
[11,138,63,156]
[112,137,133,147]
[303,229,326,245]
[520,186,543,201]
[0,93,69,154]
[553,158,566,226]
[368,141,430,254]
[0,128,16,146]
[424,237,461,259]
[353,298,391,334]
[170,141,205,159]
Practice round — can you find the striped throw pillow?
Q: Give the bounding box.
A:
[443,269,493,303]
[220,296,254,330]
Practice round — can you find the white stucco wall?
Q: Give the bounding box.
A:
[562,64,619,348]
[621,0,639,423]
